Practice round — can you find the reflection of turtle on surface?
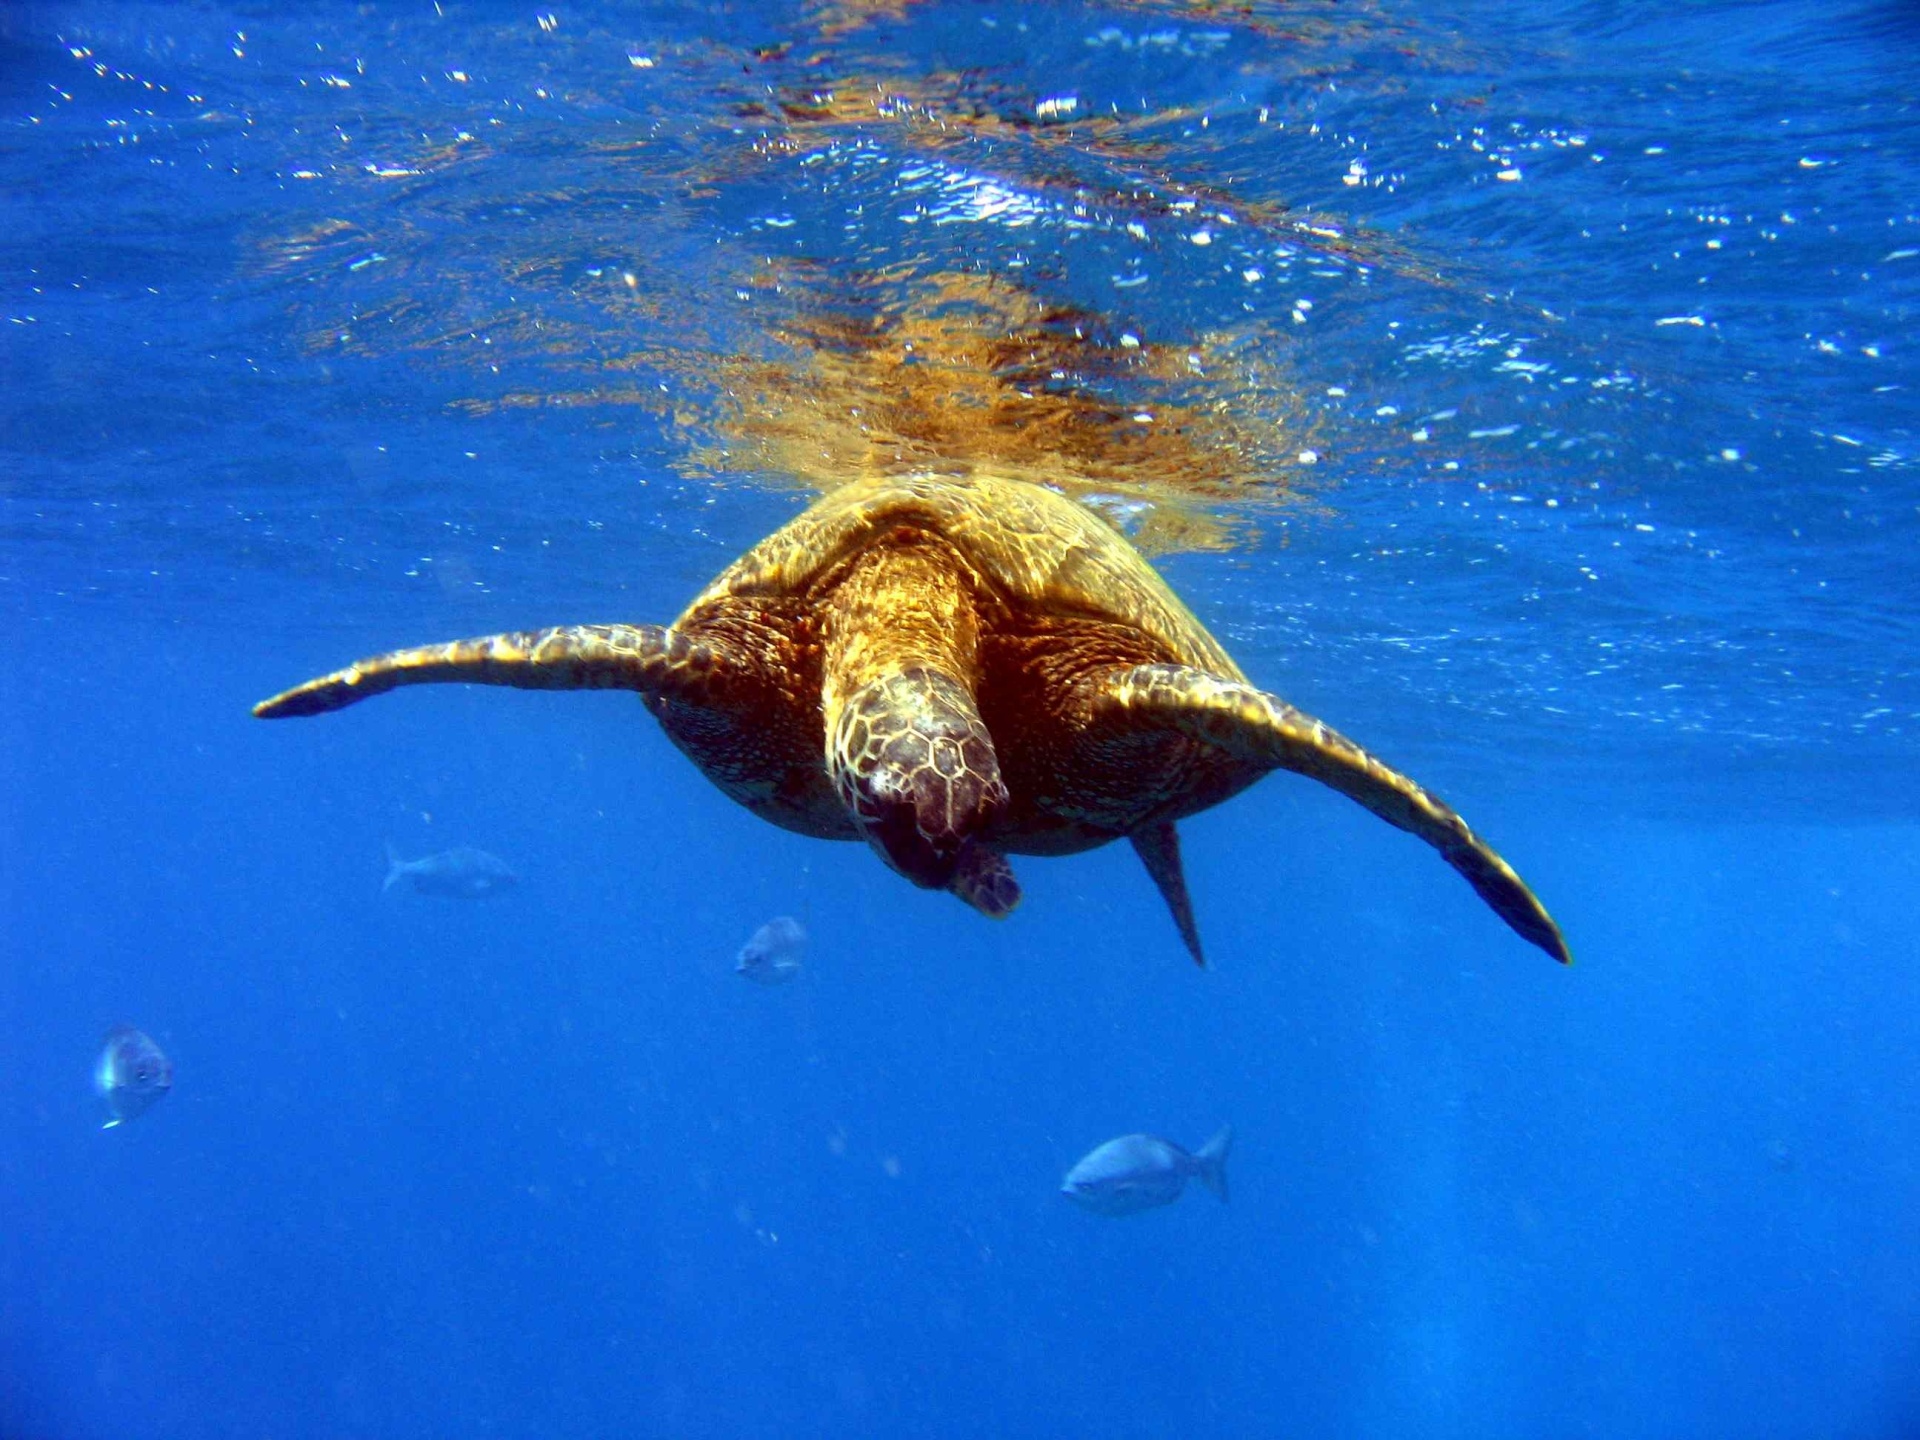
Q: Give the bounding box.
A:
[256,473,1569,966]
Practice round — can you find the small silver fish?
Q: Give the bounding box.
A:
[383,843,518,898]
[1060,1126,1232,1217]
[735,915,806,985]
[95,1025,173,1130]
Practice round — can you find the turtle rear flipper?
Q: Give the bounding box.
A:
[1084,664,1571,965]
[253,624,735,718]
[1130,821,1204,967]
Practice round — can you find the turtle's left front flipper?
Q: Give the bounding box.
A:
[1084,664,1571,965]
[254,624,732,718]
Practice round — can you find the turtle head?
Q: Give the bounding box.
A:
[829,667,1009,890]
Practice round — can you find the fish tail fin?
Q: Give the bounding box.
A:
[1194,1124,1232,1203]
[383,842,406,894]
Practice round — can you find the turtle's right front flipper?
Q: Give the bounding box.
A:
[253,624,731,718]
[1082,663,1571,965]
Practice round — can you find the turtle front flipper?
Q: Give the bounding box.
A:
[254,624,732,718]
[1083,664,1571,965]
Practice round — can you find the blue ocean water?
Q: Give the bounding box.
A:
[2,1,1917,1435]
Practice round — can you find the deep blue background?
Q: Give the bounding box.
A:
[3,2,1918,1436]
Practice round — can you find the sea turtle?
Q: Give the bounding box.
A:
[255,473,1569,965]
